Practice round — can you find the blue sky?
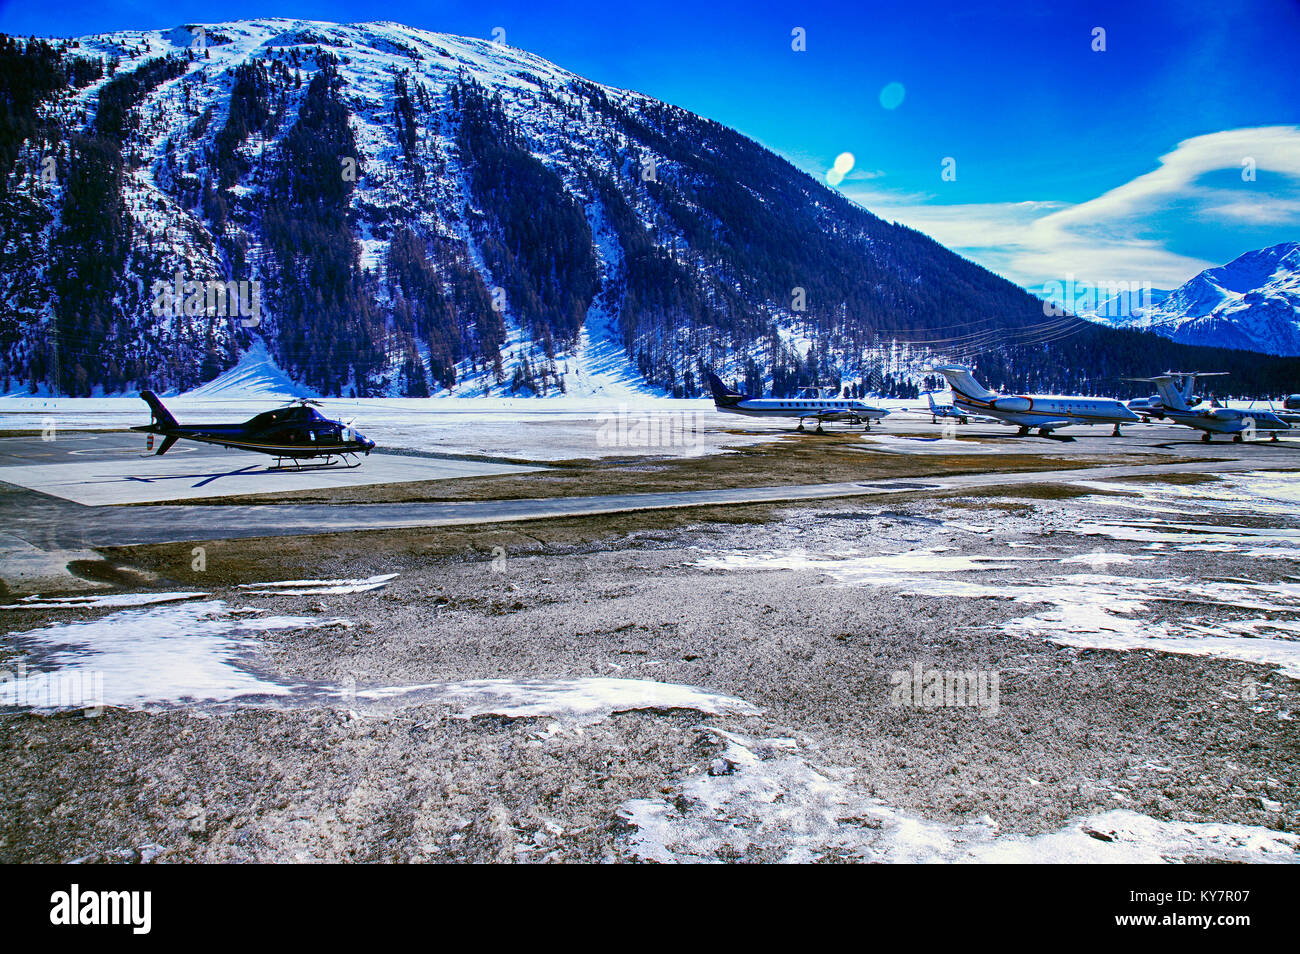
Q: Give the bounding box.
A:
[3,0,1298,292]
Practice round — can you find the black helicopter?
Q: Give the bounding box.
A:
[133,392,376,468]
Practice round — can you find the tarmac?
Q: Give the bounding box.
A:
[0,433,543,505]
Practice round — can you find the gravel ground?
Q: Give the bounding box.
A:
[2,482,1298,862]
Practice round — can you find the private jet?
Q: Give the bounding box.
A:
[933,366,1139,436]
[1127,377,1207,421]
[1127,372,1291,442]
[706,370,889,432]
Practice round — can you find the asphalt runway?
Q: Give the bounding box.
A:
[4,456,1298,552]
[1,421,1299,568]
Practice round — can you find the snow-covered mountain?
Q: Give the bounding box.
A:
[2,20,1298,399]
[1087,243,1300,356]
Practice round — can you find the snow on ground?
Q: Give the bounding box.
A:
[1,592,208,611]
[1,600,349,710]
[181,340,307,401]
[698,472,1300,680]
[237,574,399,596]
[619,728,1300,863]
[1,596,758,722]
[702,551,1300,680]
[356,677,760,723]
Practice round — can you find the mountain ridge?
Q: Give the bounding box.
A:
[2,19,1298,398]
[1086,242,1300,356]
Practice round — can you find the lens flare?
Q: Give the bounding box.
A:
[879,81,906,109]
[826,152,855,186]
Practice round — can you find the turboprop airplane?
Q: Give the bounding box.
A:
[933,365,1139,436]
[1127,372,1291,442]
[705,370,889,432]
[132,392,376,467]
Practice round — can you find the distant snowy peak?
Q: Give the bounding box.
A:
[1087,242,1300,355]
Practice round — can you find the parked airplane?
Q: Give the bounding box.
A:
[705,370,889,432]
[133,392,376,467]
[933,366,1139,436]
[921,391,969,424]
[1126,373,1291,442]
[1127,394,1165,420]
[1126,372,1211,420]
[1280,394,1300,425]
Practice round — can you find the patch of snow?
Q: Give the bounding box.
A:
[1,600,347,709]
[619,729,1300,863]
[238,573,398,595]
[1,592,208,611]
[356,676,760,723]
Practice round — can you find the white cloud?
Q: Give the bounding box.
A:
[839,126,1300,291]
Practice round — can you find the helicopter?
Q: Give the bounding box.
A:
[132,392,376,468]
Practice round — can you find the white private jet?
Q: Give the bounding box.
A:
[706,369,889,432]
[933,365,1139,436]
[1127,372,1291,442]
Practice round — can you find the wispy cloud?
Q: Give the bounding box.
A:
[839,126,1300,291]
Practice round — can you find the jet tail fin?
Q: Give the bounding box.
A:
[933,366,996,403]
[140,390,178,430]
[1145,376,1189,412]
[705,369,746,408]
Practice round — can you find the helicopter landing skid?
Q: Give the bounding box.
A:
[267,453,363,472]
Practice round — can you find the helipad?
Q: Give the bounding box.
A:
[0,435,541,506]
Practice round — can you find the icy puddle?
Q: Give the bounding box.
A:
[620,729,1300,864]
[1,598,754,720]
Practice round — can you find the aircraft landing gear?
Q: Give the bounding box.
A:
[1017,426,1030,436]
[815,424,826,434]
[1233,433,1244,443]
[269,453,362,470]
[1112,425,1122,436]
[1201,433,1212,442]
[1037,428,1051,437]
[1272,433,1279,442]
[796,421,806,431]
